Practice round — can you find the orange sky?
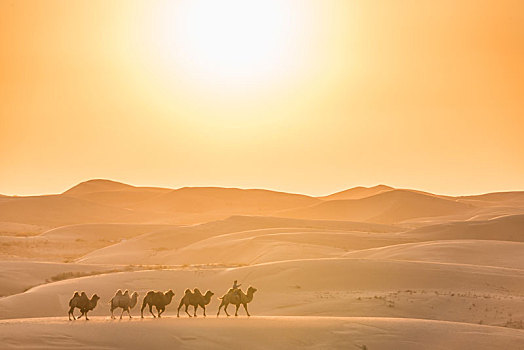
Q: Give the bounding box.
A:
[1,0,523,196]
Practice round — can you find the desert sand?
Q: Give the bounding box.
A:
[0,180,523,349]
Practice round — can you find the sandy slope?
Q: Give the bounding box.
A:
[0,222,47,236]
[77,214,524,267]
[344,240,524,269]
[1,181,524,348]
[278,190,474,223]
[2,180,523,227]
[1,258,522,325]
[130,186,322,215]
[75,216,401,265]
[403,214,524,242]
[319,184,394,200]
[0,224,178,262]
[1,316,523,350]
[0,261,115,297]
[0,195,133,227]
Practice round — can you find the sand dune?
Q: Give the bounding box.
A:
[79,228,411,265]
[0,222,47,236]
[76,216,401,265]
[1,258,522,324]
[278,189,473,223]
[131,186,322,215]
[63,179,137,196]
[319,184,394,200]
[63,179,172,208]
[344,240,524,269]
[3,180,523,228]
[0,261,115,297]
[0,195,133,227]
[1,316,523,350]
[459,191,524,204]
[403,214,524,242]
[1,181,523,348]
[0,223,177,262]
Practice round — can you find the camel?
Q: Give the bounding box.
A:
[217,286,257,317]
[110,289,139,319]
[68,292,100,320]
[140,290,175,318]
[68,291,82,320]
[177,288,214,317]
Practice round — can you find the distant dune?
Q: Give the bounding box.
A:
[404,214,524,242]
[344,240,524,269]
[130,186,322,216]
[278,189,473,223]
[76,215,402,265]
[1,180,522,227]
[319,184,394,200]
[0,195,133,227]
[0,261,114,296]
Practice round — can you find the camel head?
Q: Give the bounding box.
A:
[91,294,101,302]
[247,286,257,295]
[204,290,214,298]
[131,292,139,298]
[166,290,175,298]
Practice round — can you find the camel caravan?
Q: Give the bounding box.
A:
[67,280,257,320]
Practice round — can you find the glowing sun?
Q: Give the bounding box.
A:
[150,0,305,84]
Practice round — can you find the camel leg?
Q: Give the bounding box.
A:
[243,303,251,317]
[127,307,132,319]
[193,305,198,317]
[141,301,147,318]
[110,306,115,319]
[217,303,223,317]
[120,308,125,320]
[202,305,207,317]
[184,304,192,317]
[149,304,156,318]
[224,303,230,317]
[68,307,76,320]
[77,310,84,319]
[158,307,164,318]
[235,304,240,317]
[177,301,183,317]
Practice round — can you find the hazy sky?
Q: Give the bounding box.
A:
[1,0,523,196]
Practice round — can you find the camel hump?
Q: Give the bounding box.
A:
[184,288,191,295]
[193,288,202,295]
[115,289,123,296]
[123,290,129,296]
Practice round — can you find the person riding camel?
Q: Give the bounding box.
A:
[232,280,242,296]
